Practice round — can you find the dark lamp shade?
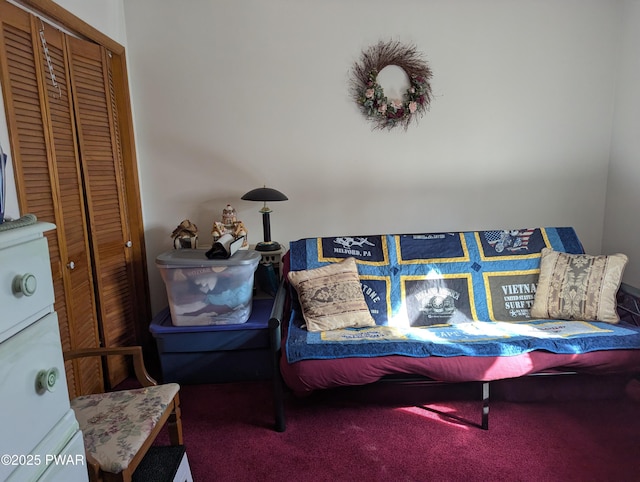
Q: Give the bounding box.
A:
[241,186,288,252]
[241,187,288,202]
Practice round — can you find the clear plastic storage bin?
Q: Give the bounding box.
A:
[156,249,261,326]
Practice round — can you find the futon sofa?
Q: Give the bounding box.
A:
[268,228,640,431]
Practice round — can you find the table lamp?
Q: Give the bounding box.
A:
[241,186,288,251]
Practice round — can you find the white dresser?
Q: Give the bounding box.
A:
[0,222,87,482]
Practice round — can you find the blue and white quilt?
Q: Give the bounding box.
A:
[285,227,640,363]
[285,315,640,362]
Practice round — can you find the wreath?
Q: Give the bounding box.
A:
[350,40,433,130]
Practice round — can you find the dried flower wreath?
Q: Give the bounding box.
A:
[351,40,433,130]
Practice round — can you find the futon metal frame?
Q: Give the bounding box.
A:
[268,282,640,432]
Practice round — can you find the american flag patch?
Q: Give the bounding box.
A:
[484,229,535,253]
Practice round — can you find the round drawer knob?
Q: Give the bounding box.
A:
[68,261,76,270]
[13,273,37,297]
[36,367,59,393]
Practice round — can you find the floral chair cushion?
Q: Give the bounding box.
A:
[70,383,180,474]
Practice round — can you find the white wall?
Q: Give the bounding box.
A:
[1,1,634,316]
[123,0,622,314]
[603,0,640,287]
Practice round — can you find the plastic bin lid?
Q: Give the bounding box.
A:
[156,248,261,268]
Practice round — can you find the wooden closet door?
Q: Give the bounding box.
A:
[39,20,104,397]
[0,3,103,396]
[65,35,137,387]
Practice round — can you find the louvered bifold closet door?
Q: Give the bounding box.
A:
[0,1,103,397]
[37,20,103,398]
[66,35,137,387]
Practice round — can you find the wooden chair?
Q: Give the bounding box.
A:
[64,347,183,482]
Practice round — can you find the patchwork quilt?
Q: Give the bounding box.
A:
[286,228,640,362]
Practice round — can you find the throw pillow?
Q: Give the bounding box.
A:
[287,257,376,332]
[531,248,628,323]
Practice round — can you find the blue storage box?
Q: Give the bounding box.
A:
[149,298,274,384]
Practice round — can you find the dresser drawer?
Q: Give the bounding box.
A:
[0,237,55,342]
[0,313,71,481]
[38,431,87,482]
[5,410,83,482]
